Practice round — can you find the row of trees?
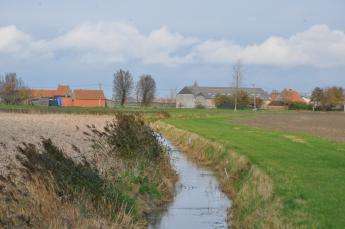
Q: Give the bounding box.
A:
[0,73,30,105]
[311,86,344,110]
[113,69,156,106]
[214,91,263,109]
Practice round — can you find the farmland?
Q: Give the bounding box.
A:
[1,108,345,228]
[231,111,345,143]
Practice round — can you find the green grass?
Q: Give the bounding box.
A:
[164,111,345,228]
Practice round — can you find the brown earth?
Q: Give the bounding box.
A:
[231,111,345,143]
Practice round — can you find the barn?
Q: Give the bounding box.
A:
[71,90,106,107]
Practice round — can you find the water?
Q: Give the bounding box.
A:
[149,138,231,229]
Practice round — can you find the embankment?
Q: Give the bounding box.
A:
[155,121,289,229]
[0,113,176,228]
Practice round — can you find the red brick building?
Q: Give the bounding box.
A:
[30,85,106,107]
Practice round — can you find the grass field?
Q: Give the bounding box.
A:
[163,110,345,228]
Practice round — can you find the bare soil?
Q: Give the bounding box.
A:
[231,112,345,143]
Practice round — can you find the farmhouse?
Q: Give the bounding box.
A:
[31,85,72,106]
[267,88,306,110]
[176,86,269,108]
[69,90,106,107]
[30,85,106,107]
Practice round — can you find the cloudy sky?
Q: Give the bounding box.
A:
[1,0,345,97]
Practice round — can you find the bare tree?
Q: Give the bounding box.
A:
[136,75,156,106]
[232,60,243,112]
[311,87,323,111]
[169,88,177,99]
[0,73,30,104]
[113,70,133,106]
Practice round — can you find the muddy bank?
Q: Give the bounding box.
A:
[149,138,230,229]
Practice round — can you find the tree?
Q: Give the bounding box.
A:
[311,87,323,110]
[214,90,250,109]
[232,60,243,112]
[0,73,30,105]
[214,95,232,108]
[237,90,250,106]
[113,70,133,106]
[136,75,156,106]
[322,86,343,109]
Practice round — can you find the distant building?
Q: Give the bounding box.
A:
[267,88,306,110]
[31,85,71,106]
[176,86,269,108]
[271,88,306,104]
[30,85,106,107]
[64,90,106,107]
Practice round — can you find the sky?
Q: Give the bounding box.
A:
[1,0,345,98]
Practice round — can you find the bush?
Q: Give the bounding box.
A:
[289,103,313,110]
[87,112,164,159]
[195,103,205,109]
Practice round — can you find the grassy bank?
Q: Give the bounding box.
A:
[0,113,176,228]
[160,111,345,228]
[155,122,283,228]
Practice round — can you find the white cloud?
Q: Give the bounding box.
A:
[0,23,345,67]
[0,25,48,58]
[194,24,345,67]
[52,22,198,64]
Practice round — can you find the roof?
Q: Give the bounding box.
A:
[31,85,71,98]
[271,89,305,103]
[31,89,67,97]
[74,90,105,100]
[57,85,71,93]
[177,86,269,99]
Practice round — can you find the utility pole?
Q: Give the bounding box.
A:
[234,73,239,112]
[233,60,242,112]
[99,82,102,90]
[252,84,257,111]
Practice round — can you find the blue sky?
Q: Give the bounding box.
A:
[1,0,345,97]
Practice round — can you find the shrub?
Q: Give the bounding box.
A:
[195,103,205,109]
[289,103,313,110]
[87,112,164,160]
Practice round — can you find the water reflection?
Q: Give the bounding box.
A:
[149,139,231,229]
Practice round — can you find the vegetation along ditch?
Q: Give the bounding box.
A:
[0,113,176,228]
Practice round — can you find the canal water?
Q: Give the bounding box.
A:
[149,138,231,229]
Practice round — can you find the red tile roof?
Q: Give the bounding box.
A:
[74,90,105,100]
[57,85,70,93]
[270,89,305,104]
[31,89,67,97]
[282,89,305,103]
